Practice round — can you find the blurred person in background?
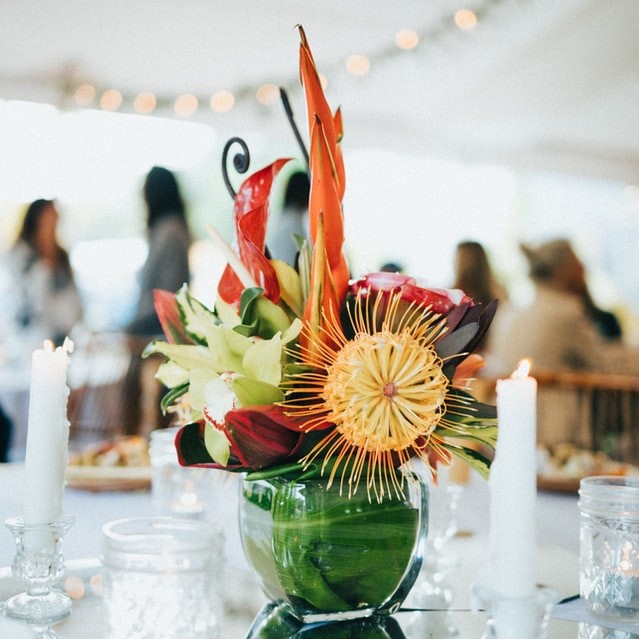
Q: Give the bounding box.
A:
[452,240,507,307]
[126,166,192,337]
[452,240,509,367]
[9,198,83,347]
[123,166,192,437]
[490,238,637,376]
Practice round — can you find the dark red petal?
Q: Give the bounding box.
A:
[175,422,215,466]
[223,406,306,470]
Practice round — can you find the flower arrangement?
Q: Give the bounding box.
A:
[145,27,498,503]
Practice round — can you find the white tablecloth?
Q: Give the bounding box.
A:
[0,464,584,637]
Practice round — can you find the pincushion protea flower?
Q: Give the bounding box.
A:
[144,27,499,502]
[282,272,497,500]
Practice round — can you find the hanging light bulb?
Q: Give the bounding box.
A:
[395,29,419,50]
[174,94,198,116]
[74,84,96,106]
[100,89,122,111]
[454,9,478,30]
[134,92,157,114]
[256,84,279,106]
[345,54,370,76]
[210,90,235,113]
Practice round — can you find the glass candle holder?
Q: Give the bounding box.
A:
[150,427,208,518]
[102,516,224,639]
[473,583,559,639]
[579,476,639,622]
[4,514,75,627]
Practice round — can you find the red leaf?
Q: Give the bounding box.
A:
[152,289,194,344]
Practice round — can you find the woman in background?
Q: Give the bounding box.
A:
[126,166,192,337]
[123,166,192,437]
[452,240,508,362]
[452,240,506,307]
[10,198,83,346]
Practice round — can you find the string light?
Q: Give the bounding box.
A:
[210,90,235,113]
[454,9,478,31]
[395,29,419,50]
[134,92,157,114]
[100,89,122,111]
[74,83,96,106]
[66,0,501,118]
[256,84,279,106]
[174,94,198,116]
[345,54,370,76]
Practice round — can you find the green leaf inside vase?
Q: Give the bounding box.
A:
[268,479,420,613]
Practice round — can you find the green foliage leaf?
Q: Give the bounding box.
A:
[267,479,419,612]
[240,287,293,339]
[160,383,188,415]
[437,423,498,451]
[441,444,493,480]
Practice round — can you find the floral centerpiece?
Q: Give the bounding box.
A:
[145,27,498,621]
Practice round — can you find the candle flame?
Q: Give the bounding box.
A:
[43,339,55,352]
[511,358,532,379]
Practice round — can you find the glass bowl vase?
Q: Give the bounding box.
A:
[239,472,428,623]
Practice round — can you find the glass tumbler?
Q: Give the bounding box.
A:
[579,476,639,621]
[102,517,224,639]
[150,427,208,518]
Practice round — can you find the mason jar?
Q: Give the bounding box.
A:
[579,476,639,621]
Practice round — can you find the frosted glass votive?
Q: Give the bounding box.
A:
[102,517,224,639]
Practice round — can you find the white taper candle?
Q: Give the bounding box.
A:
[22,338,73,525]
[489,359,537,599]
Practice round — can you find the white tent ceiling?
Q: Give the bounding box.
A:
[1,0,638,184]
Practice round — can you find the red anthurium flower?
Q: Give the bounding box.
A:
[223,405,323,470]
[174,422,236,468]
[218,158,290,307]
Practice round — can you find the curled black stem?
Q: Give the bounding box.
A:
[222,137,251,198]
[280,87,310,173]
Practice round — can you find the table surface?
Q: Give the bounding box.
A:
[0,463,618,638]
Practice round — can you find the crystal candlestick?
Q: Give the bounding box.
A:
[4,515,75,627]
[472,583,559,639]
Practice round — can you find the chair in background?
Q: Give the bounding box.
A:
[66,333,132,449]
[469,371,639,464]
[533,371,639,464]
